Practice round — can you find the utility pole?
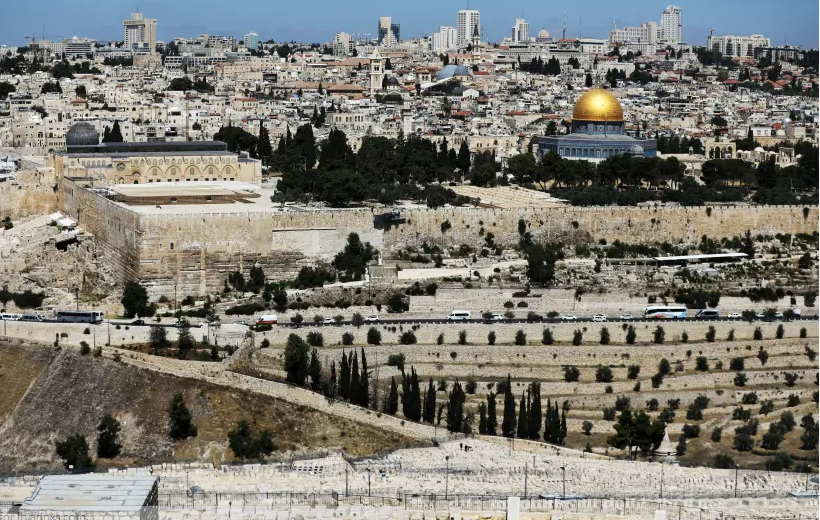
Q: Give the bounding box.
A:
[734,464,739,498]
[345,466,349,496]
[367,468,371,497]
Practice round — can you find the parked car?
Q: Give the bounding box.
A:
[364,315,379,322]
[592,314,607,322]
[528,314,544,322]
[131,319,146,326]
[619,313,633,321]
[491,313,504,321]
[323,317,337,324]
[561,315,577,321]
[727,312,741,319]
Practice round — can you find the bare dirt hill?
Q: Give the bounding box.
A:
[0,340,414,475]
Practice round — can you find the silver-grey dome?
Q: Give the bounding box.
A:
[66,122,99,146]
[627,144,645,156]
[436,64,471,81]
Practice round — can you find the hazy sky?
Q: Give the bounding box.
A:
[2,0,818,48]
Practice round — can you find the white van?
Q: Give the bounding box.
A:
[696,309,720,319]
[20,314,44,322]
[0,313,21,321]
[447,310,471,321]
[256,314,278,325]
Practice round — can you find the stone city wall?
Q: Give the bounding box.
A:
[55,182,819,297]
[0,171,58,220]
[137,208,382,297]
[385,205,818,251]
[58,178,143,282]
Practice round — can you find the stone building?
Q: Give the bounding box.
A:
[48,122,261,185]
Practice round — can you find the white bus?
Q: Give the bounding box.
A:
[56,310,104,323]
[644,305,687,319]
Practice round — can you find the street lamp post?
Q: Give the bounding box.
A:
[659,460,664,499]
[445,455,450,499]
[734,463,739,498]
[561,466,566,499]
[367,468,371,497]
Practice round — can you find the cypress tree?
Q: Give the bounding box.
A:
[359,348,370,407]
[350,351,360,405]
[401,370,410,417]
[385,377,399,415]
[423,378,436,423]
[560,408,568,445]
[517,391,529,439]
[102,126,111,143]
[528,382,542,440]
[487,392,497,435]
[109,120,124,142]
[408,368,421,421]
[446,380,465,433]
[456,140,471,173]
[328,360,337,397]
[309,348,322,391]
[285,126,293,147]
[339,351,350,400]
[257,121,272,159]
[502,375,517,438]
[478,402,488,434]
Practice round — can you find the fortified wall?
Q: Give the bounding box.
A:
[0,171,58,219]
[56,183,818,297]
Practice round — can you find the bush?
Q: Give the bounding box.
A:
[225,303,265,316]
[729,357,745,371]
[695,356,709,371]
[711,427,723,442]
[787,394,801,407]
[646,398,659,411]
[705,326,716,342]
[306,331,323,347]
[741,392,759,405]
[595,366,614,383]
[713,454,734,469]
[658,358,671,376]
[625,325,636,344]
[775,324,785,339]
[400,331,417,345]
[582,421,593,435]
[602,407,616,421]
[653,326,665,344]
[79,341,90,355]
[733,372,747,387]
[437,333,444,345]
[514,329,526,345]
[682,423,701,438]
[627,365,640,379]
[367,327,381,345]
[753,327,763,340]
[727,328,735,341]
[783,372,799,387]
[599,327,610,345]
[681,330,689,343]
[780,411,796,432]
[676,436,687,456]
[387,353,405,370]
[651,372,664,388]
[563,365,580,382]
[458,330,467,345]
[733,407,752,421]
[572,329,583,345]
[488,331,496,345]
[342,332,354,346]
[757,349,769,365]
[542,328,554,345]
[614,395,631,411]
[800,327,807,338]
[290,314,304,325]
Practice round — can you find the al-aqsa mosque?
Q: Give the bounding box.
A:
[537,88,656,162]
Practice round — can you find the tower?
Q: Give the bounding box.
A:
[471,24,481,61]
[369,48,386,94]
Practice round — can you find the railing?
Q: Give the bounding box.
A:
[156,492,817,519]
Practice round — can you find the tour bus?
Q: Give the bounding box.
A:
[256,314,279,325]
[644,305,687,319]
[447,310,471,321]
[55,310,104,323]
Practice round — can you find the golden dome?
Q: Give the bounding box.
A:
[572,88,624,122]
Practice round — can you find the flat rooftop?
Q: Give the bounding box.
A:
[111,181,261,198]
[20,474,157,513]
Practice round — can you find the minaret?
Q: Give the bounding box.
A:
[369,47,386,94]
[471,24,481,62]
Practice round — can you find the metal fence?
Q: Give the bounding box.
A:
[157,492,816,520]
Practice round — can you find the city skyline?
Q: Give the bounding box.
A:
[3,0,818,49]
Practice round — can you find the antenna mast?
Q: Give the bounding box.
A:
[562,12,566,40]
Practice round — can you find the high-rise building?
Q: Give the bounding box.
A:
[511,18,530,43]
[661,5,682,44]
[377,17,400,46]
[123,12,157,55]
[608,21,660,54]
[457,9,480,47]
[62,36,95,58]
[432,26,457,53]
[244,32,259,51]
[333,32,355,57]
[707,34,770,57]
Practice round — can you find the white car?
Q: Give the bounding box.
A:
[561,315,578,321]
[323,317,337,324]
[364,314,379,322]
[619,313,633,321]
[592,314,607,322]
[727,312,741,319]
[491,313,505,321]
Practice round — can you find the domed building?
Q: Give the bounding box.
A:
[65,122,100,147]
[436,64,472,81]
[537,88,656,162]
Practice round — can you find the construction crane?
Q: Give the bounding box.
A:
[24,33,38,45]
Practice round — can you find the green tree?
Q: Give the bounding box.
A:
[121,281,149,318]
[486,392,498,435]
[96,414,122,458]
[176,320,195,359]
[284,334,310,385]
[527,382,542,440]
[108,120,124,142]
[149,326,169,352]
[228,420,274,460]
[516,391,529,439]
[367,327,381,345]
[384,377,399,415]
[309,348,322,391]
[168,393,198,440]
[501,375,516,438]
[446,380,466,433]
[55,434,94,471]
[456,140,471,173]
